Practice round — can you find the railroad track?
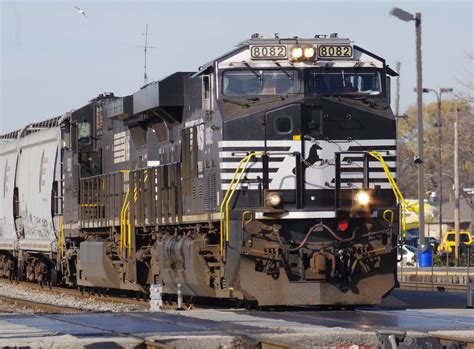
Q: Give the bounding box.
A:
[0,278,147,304]
[0,278,148,313]
[0,294,83,313]
[0,276,471,316]
[145,337,294,349]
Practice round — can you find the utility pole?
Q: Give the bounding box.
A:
[437,93,443,239]
[389,7,425,249]
[415,12,426,247]
[395,62,401,238]
[454,104,460,264]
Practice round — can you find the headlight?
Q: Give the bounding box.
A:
[266,192,282,207]
[290,47,303,60]
[303,47,315,59]
[290,46,316,61]
[355,191,370,205]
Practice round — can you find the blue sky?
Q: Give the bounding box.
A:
[1,0,472,133]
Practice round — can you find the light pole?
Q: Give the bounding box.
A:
[422,87,453,240]
[390,7,426,249]
[454,103,460,264]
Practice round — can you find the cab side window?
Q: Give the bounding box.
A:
[77,121,92,146]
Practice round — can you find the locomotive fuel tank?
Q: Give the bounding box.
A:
[78,241,122,288]
[156,234,217,298]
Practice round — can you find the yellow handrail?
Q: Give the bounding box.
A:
[368,151,406,236]
[241,211,254,229]
[219,155,251,255]
[225,153,259,242]
[219,152,261,256]
[120,171,149,255]
[120,189,130,252]
[58,216,65,258]
[128,210,132,255]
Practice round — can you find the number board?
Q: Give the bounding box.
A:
[318,45,353,58]
[250,45,287,60]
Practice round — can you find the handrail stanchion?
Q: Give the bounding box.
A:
[400,247,404,287]
[446,249,449,291]
[368,151,406,236]
[467,245,472,308]
[295,152,303,209]
[368,151,407,289]
[120,189,130,253]
[431,246,434,291]
[58,216,65,259]
[467,279,473,308]
[415,253,419,291]
[335,153,341,210]
[225,154,257,243]
[219,152,261,257]
[219,154,251,257]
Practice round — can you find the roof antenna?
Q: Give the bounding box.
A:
[137,24,156,85]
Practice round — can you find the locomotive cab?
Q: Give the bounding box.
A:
[210,34,399,305]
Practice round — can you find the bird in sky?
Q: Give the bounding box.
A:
[74,6,87,18]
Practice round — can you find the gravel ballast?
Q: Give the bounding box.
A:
[0,280,147,313]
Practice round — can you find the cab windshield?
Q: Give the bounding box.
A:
[307,69,382,95]
[222,69,300,97]
[447,233,470,243]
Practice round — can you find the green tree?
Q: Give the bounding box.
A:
[397,99,473,208]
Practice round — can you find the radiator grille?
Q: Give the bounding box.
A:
[204,172,217,211]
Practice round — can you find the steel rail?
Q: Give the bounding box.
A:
[0,294,83,313]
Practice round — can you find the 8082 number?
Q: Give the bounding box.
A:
[318,45,353,58]
[250,45,287,59]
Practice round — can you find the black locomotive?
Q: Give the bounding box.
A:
[0,34,400,306]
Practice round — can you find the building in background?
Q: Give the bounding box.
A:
[426,197,472,239]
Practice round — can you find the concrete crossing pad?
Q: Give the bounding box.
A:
[0,307,472,348]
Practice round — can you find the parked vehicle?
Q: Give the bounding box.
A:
[398,245,417,265]
[437,231,473,254]
[404,230,419,248]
